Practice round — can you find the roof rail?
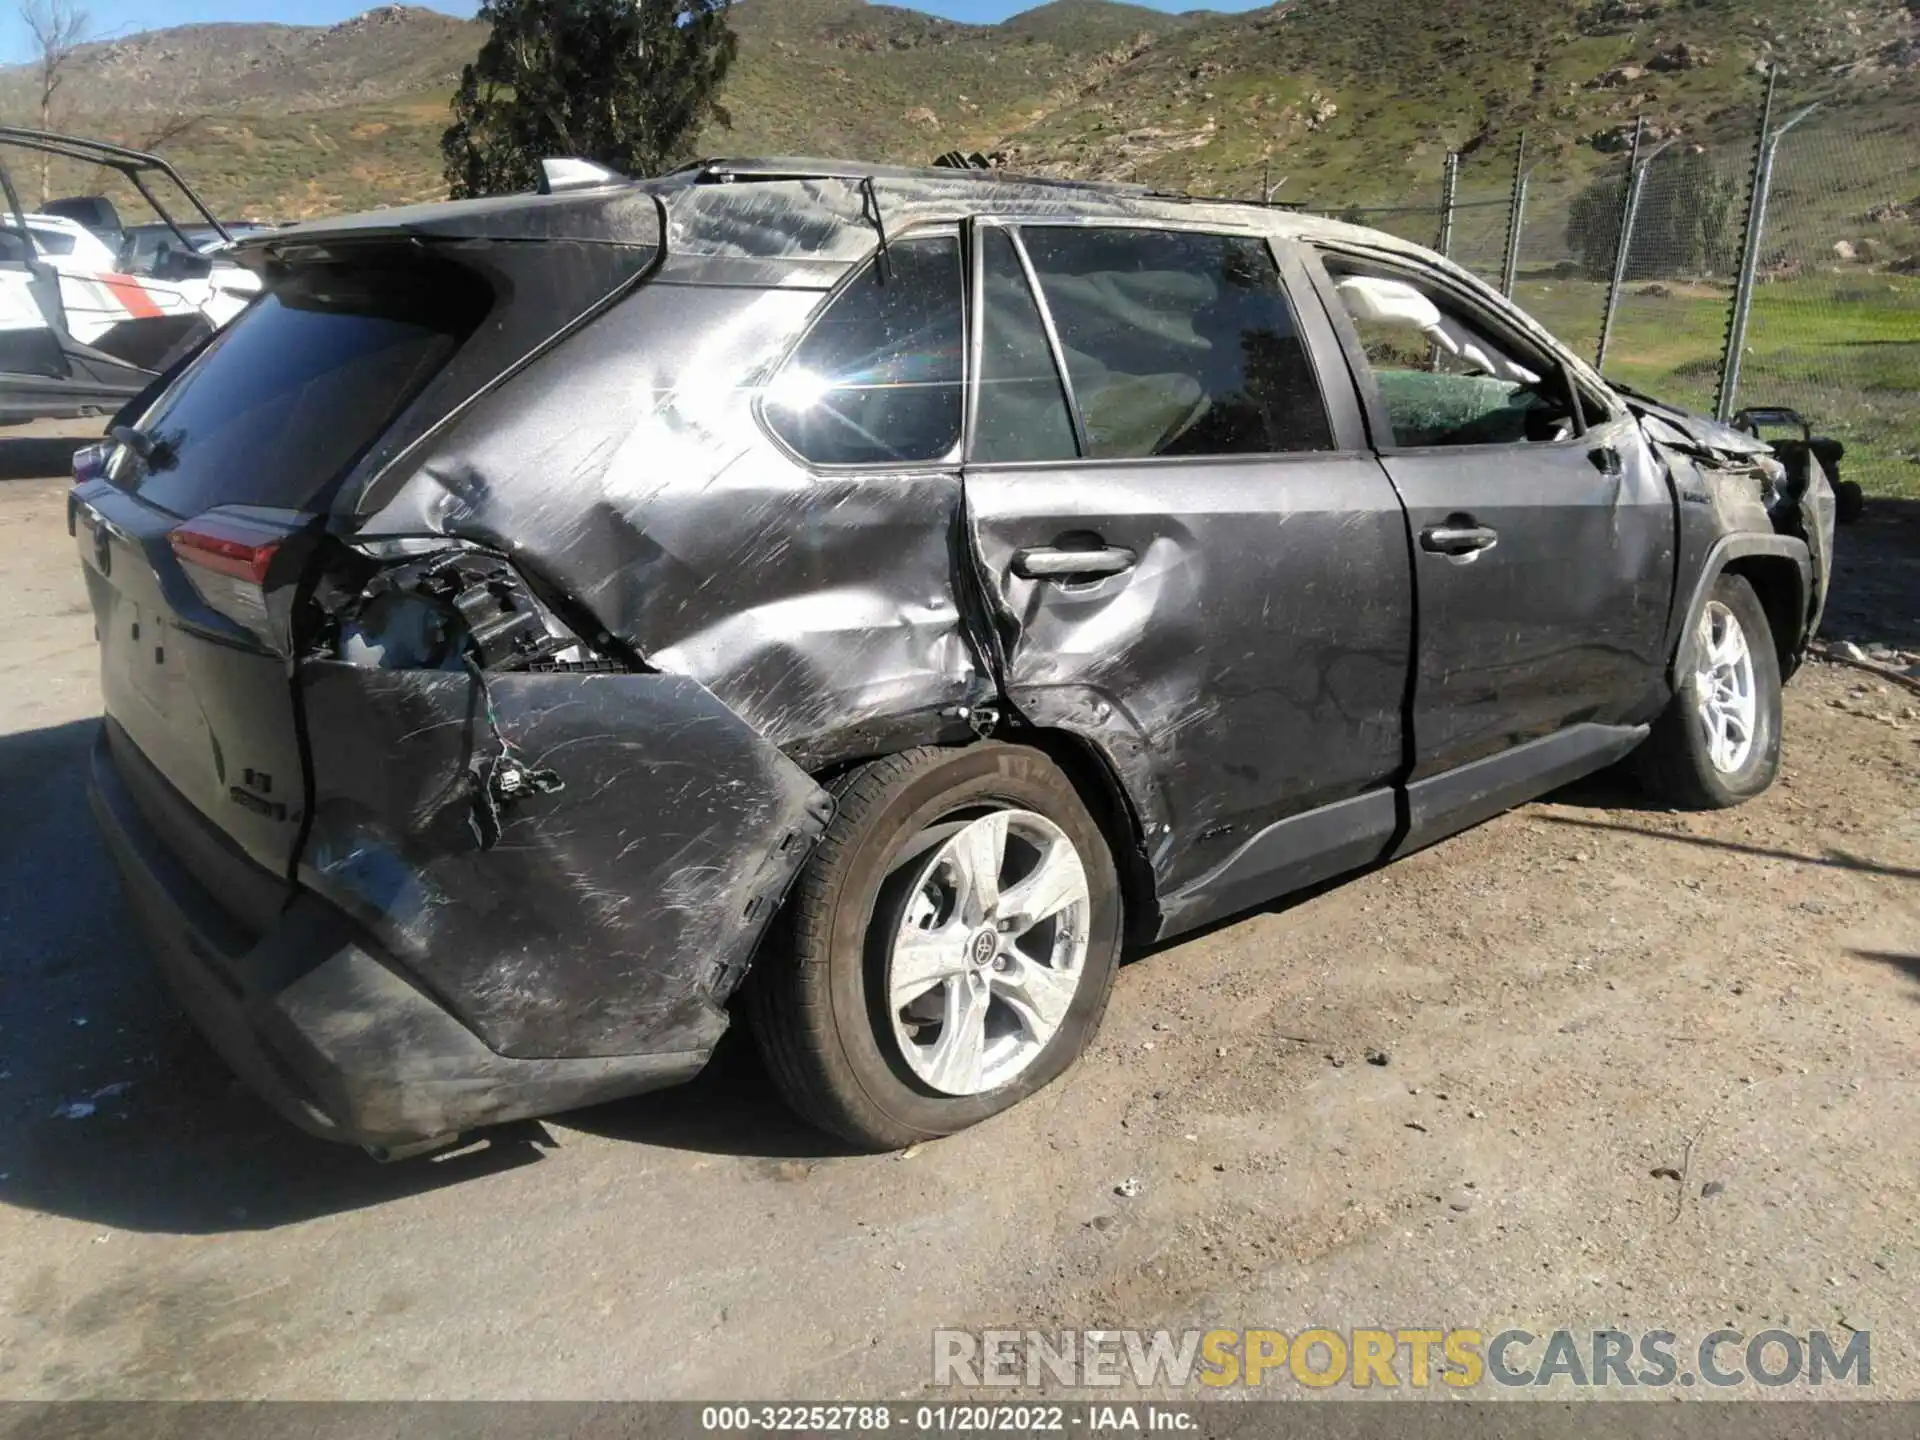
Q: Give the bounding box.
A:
[671,156,1158,199]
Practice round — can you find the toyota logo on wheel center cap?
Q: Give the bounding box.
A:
[968,929,999,968]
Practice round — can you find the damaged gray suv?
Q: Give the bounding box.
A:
[74,159,1834,1156]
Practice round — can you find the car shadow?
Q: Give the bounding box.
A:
[1822,496,1920,654]
[1851,950,1920,1004]
[562,1028,861,1161]
[1534,810,1920,883]
[0,716,839,1237]
[1543,767,1675,815]
[0,432,90,482]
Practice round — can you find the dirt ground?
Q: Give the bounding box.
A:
[0,420,1914,1401]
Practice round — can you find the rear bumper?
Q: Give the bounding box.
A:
[87,723,711,1152]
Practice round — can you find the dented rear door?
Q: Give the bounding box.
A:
[960,222,1413,900]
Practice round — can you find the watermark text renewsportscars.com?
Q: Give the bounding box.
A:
[932,1328,1871,1391]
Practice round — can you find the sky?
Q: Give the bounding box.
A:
[3,0,1275,64]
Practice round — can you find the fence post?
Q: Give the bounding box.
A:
[1717,72,1779,421]
[1501,131,1528,297]
[1438,151,1459,258]
[1718,71,1777,420]
[1717,74,1821,421]
[1594,118,1648,372]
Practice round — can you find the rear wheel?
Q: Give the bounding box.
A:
[745,744,1122,1151]
[1636,572,1783,809]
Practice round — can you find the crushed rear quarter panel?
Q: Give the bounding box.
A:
[298,662,833,1060]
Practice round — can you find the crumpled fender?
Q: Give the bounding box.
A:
[1669,532,1813,684]
[297,661,833,1061]
[1637,388,1832,680]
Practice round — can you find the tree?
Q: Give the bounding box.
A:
[136,112,204,153]
[1566,148,1741,283]
[18,0,91,204]
[442,0,737,200]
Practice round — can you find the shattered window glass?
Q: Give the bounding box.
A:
[1324,262,1578,449]
[764,235,965,467]
[1017,227,1335,461]
[973,226,1079,465]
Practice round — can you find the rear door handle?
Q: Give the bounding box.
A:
[1420,525,1500,558]
[1012,546,1137,581]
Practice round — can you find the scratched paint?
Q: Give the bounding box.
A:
[149,162,1834,1141]
[298,661,832,1060]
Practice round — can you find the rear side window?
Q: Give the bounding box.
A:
[764,235,964,467]
[124,259,489,516]
[974,226,1078,465]
[1017,228,1334,460]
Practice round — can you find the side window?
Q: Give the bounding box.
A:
[29,227,75,258]
[1017,227,1335,460]
[1323,260,1577,448]
[973,226,1078,465]
[764,235,964,467]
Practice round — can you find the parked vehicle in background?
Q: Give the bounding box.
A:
[0,129,261,420]
[117,220,277,275]
[74,158,1836,1160]
[41,194,127,255]
[16,211,119,267]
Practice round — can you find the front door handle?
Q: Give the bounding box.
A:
[1420,524,1500,559]
[1012,545,1138,581]
[1589,445,1624,476]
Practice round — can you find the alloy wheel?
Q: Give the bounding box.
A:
[1695,600,1758,775]
[884,809,1091,1097]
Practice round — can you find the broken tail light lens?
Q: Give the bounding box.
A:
[169,511,292,640]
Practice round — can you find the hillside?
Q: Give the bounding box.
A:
[0,5,482,120]
[995,0,1920,201]
[707,0,1197,165]
[0,0,1202,217]
[0,0,1909,222]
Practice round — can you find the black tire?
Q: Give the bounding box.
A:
[744,743,1123,1151]
[1636,572,1783,809]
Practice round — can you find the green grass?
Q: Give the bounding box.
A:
[1517,274,1920,498]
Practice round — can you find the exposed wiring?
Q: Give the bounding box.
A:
[464,654,565,849]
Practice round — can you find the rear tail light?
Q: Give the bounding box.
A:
[169,512,291,639]
[72,442,111,486]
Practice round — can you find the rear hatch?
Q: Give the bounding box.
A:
[73,197,661,888]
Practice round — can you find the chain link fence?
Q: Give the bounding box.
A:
[1595,137,1755,415]
[1736,105,1920,498]
[1317,75,1920,498]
